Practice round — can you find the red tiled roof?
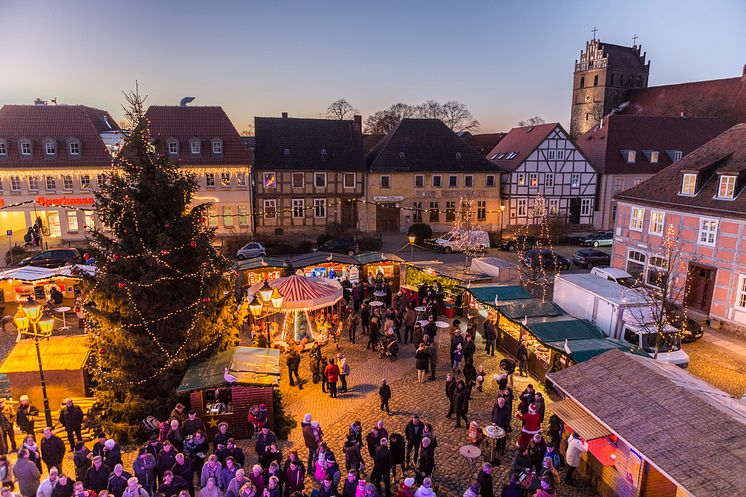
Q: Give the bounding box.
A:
[621,67,746,125]
[143,106,250,166]
[616,124,746,220]
[576,115,731,174]
[484,123,560,171]
[461,132,507,155]
[0,104,117,168]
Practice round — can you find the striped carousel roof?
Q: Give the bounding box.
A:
[248,274,343,311]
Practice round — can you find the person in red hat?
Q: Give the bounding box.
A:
[515,404,541,447]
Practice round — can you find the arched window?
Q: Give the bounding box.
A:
[579,76,585,89]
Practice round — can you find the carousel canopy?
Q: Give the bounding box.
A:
[248,274,343,311]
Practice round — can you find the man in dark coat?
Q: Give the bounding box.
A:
[133,448,157,494]
[171,452,195,496]
[516,340,529,377]
[477,463,494,497]
[16,395,39,435]
[454,381,469,428]
[416,437,434,483]
[365,428,380,462]
[157,441,177,484]
[92,433,107,459]
[378,379,391,414]
[286,349,303,389]
[371,438,393,497]
[404,416,423,467]
[301,415,318,474]
[0,399,16,453]
[484,319,497,357]
[255,427,277,462]
[158,470,188,497]
[40,427,66,472]
[58,398,84,450]
[106,463,132,497]
[444,373,457,418]
[213,423,233,452]
[84,455,111,492]
[490,397,511,452]
[182,410,205,437]
[427,340,437,381]
[462,334,476,368]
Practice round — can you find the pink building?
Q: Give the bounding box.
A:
[611,124,746,332]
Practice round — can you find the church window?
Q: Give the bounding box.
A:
[593,75,599,86]
[579,77,585,89]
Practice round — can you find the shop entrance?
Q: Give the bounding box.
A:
[685,264,716,313]
[569,198,581,224]
[376,203,400,232]
[46,212,62,238]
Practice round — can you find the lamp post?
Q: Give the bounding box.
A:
[408,234,416,261]
[249,282,284,348]
[13,299,54,427]
[499,204,506,243]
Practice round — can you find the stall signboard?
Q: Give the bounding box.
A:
[625,448,643,489]
[35,196,95,206]
[349,266,360,283]
[246,270,282,286]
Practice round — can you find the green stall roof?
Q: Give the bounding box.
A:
[354,252,404,265]
[528,319,605,343]
[470,285,532,305]
[236,257,291,271]
[544,337,637,363]
[177,347,280,392]
[498,300,564,320]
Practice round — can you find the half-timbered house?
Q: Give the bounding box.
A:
[486,123,598,227]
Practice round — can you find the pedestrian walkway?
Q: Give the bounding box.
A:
[701,330,746,359]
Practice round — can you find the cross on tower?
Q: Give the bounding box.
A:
[632,34,638,46]
[591,26,598,40]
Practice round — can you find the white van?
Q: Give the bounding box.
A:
[433,230,490,254]
[590,267,640,289]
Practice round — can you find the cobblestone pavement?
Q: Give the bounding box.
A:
[272,321,598,497]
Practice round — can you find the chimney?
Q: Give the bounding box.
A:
[281,112,288,118]
[680,110,687,119]
[352,114,362,133]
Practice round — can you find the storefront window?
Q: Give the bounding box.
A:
[223,206,233,227]
[626,250,646,280]
[67,211,79,232]
[445,202,456,222]
[429,202,439,222]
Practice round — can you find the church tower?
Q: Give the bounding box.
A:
[570,36,650,137]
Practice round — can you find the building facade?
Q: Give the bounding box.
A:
[0,104,120,245]
[576,115,730,229]
[612,124,746,332]
[570,38,650,137]
[486,123,597,227]
[144,105,253,235]
[253,114,365,234]
[364,119,502,233]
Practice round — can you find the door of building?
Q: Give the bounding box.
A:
[341,199,358,229]
[569,198,581,224]
[376,203,400,232]
[685,264,716,313]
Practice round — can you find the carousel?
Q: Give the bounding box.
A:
[247,273,345,350]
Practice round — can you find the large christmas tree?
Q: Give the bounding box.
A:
[84,89,241,421]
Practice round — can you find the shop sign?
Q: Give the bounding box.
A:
[349,266,360,283]
[36,196,94,207]
[373,195,405,202]
[440,190,482,198]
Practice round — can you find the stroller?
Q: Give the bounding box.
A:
[378,335,399,360]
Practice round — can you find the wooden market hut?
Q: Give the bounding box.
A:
[177,347,280,439]
[547,349,746,497]
[0,335,90,406]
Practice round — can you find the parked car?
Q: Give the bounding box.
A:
[589,266,640,288]
[572,249,611,269]
[431,230,490,254]
[521,249,570,270]
[498,235,549,251]
[236,242,267,260]
[19,248,81,268]
[668,311,705,343]
[579,231,614,247]
[312,238,359,256]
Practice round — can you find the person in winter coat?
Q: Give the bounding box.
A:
[165,421,184,454]
[427,340,437,382]
[416,438,434,483]
[265,476,281,497]
[247,466,265,497]
[14,448,41,497]
[17,396,39,436]
[285,349,302,390]
[159,470,188,497]
[58,398,84,450]
[539,457,560,489]
[338,354,350,393]
[462,335,476,369]
[533,478,555,497]
[341,470,358,497]
[200,455,224,490]
[564,433,588,486]
[476,463,493,497]
[51,474,73,497]
[254,427,277,465]
[324,359,341,398]
[453,381,469,428]
[74,442,92,483]
[197,478,223,497]
[404,415,424,468]
[387,433,405,479]
[104,440,123,470]
[171,453,195,496]
[529,434,547,473]
[396,478,415,497]
[413,478,435,497]
[221,458,239,491]
[107,464,132,497]
[510,446,533,474]
[0,455,13,491]
[84,456,110,493]
[414,345,429,384]
[342,435,362,473]
[516,340,529,377]
[318,475,339,497]
[40,428,66,473]
[36,466,58,497]
[21,435,42,473]
[157,442,177,484]
[444,374,456,418]
[490,397,511,452]
[283,461,304,497]
[0,400,16,454]
[499,474,522,497]
[378,380,391,414]
[371,439,393,497]
[225,469,247,497]
[133,448,157,495]
[121,477,149,497]
[533,393,546,423]
[483,319,497,357]
[515,405,541,448]
[183,411,206,438]
[213,424,233,452]
[365,428,380,462]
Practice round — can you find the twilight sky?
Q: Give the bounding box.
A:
[1,0,744,133]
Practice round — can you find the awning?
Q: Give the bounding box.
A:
[0,335,90,373]
[354,252,405,265]
[289,252,359,268]
[550,398,611,440]
[528,319,605,343]
[498,300,564,320]
[177,347,280,392]
[544,337,636,363]
[469,285,532,305]
[235,256,291,271]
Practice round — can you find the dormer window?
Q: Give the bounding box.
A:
[625,150,636,163]
[717,175,736,199]
[68,140,80,156]
[673,150,682,162]
[681,173,697,195]
[211,139,223,155]
[190,139,201,155]
[649,151,659,163]
[0,140,6,156]
[167,139,179,155]
[44,141,56,156]
[20,141,32,156]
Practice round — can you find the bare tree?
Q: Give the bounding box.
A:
[414,100,444,119]
[326,98,359,120]
[363,103,415,135]
[364,100,478,134]
[441,101,479,133]
[517,116,546,127]
[240,123,255,136]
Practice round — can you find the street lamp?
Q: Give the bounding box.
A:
[248,282,284,347]
[499,204,506,243]
[408,234,416,261]
[13,299,54,427]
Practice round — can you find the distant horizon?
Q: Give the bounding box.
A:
[1,0,744,133]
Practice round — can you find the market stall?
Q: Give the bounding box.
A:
[235,257,290,290]
[0,335,90,407]
[247,274,344,350]
[0,265,94,303]
[177,346,280,439]
[355,252,404,291]
[290,252,360,282]
[405,263,491,318]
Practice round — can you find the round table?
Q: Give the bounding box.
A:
[435,321,450,329]
[369,301,384,307]
[56,306,72,331]
[459,444,482,472]
[373,291,387,298]
[482,425,506,464]
[414,306,427,320]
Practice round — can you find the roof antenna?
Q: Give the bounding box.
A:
[179,97,195,107]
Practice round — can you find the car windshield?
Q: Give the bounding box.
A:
[641,332,681,353]
[616,277,638,288]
